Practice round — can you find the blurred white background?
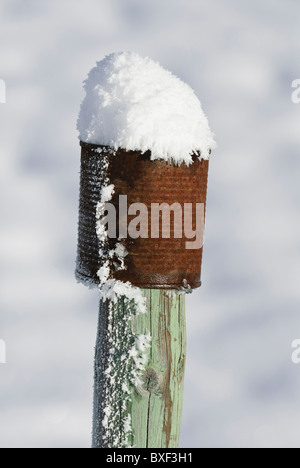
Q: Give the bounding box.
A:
[1,0,300,448]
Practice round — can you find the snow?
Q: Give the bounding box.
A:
[93,161,150,447]
[94,161,147,314]
[123,415,132,435]
[136,333,152,352]
[95,184,115,244]
[97,261,110,284]
[100,184,115,203]
[98,279,147,313]
[98,297,151,448]
[78,52,216,165]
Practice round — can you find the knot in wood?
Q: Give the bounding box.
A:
[141,368,162,395]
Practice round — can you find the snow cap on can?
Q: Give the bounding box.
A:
[77,51,216,165]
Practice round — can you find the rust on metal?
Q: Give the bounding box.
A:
[76,142,210,290]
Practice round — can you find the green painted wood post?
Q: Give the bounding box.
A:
[92,289,186,448]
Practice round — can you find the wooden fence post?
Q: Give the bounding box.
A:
[92,289,186,449]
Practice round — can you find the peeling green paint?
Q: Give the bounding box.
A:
[130,290,186,448]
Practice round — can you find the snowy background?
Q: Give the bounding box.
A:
[1,0,300,448]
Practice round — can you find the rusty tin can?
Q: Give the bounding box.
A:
[76,142,209,290]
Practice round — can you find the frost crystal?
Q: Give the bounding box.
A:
[93,162,151,447]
